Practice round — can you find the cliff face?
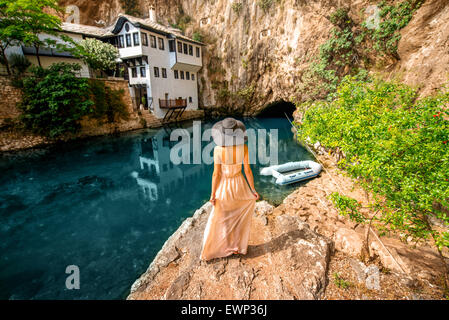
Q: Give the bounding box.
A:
[58,0,449,113]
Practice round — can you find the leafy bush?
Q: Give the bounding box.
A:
[232,2,243,15]
[258,0,274,13]
[333,273,351,289]
[365,0,423,57]
[297,8,367,101]
[296,2,421,102]
[119,0,140,16]
[76,38,119,73]
[296,77,449,250]
[192,31,203,43]
[18,63,94,137]
[89,79,130,123]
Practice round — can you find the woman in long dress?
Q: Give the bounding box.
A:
[200,118,259,261]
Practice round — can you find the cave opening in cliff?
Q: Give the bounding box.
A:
[257,100,296,118]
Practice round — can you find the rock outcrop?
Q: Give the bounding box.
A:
[127,151,448,300]
[128,201,333,300]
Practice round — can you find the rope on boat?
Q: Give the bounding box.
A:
[283,112,407,274]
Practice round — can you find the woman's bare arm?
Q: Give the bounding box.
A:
[243,144,259,200]
[210,149,222,206]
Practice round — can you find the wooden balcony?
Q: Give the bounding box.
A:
[159,98,187,109]
[159,99,187,123]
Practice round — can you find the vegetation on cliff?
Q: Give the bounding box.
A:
[296,77,449,260]
[297,0,423,102]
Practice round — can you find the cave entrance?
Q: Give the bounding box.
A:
[257,100,296,118]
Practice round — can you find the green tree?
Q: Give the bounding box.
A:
[19,63,94,137]
[297,77,449,270]
[0,0,26,75]
[3,0,62,68]
[76,38,119,74]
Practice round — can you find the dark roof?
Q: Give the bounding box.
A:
[22,46,76,58]
[61,22,113,37]
[111,14,205,46]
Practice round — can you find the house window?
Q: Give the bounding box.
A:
[186,71,190,80]
[141,32,148,46]
[133,32,140,46]
[189,45,193,56]
[140,67,146,77]
[154,67,160,77]
[118,35,124,48]
[196,47,200,57]
[177,41,183,53]
[162,68,167,78]
[191,73,195,81]
[150,35,156,48]
[126,34,132,47]
[180,71,184,79]
[169,40,175,52]
[131,67,137,78]
[142,55,148,64]
[189,97,193,103]
[125,23,130,32]
[174,70,179,79]
[158,37,164,50]
[183,43,188,54]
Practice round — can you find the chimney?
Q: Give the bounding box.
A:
[149,5,156,22]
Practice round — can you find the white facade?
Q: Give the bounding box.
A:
[1,12,204,120]
[112,16,204,119]
[4,30,91,77]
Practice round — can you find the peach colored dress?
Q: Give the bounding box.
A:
[200,144,256,261]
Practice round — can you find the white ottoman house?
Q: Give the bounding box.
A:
[106,7,204,120]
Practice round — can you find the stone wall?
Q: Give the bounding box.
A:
[0,75,205,152]
[0,76,23,125]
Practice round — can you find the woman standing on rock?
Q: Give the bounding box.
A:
[200,117,259,261]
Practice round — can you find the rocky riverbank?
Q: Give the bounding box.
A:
[0,110,204,153]
[127,151,448,300]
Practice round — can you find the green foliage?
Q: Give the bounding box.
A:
[297,8,367,101]
[18,63,94,137]
[297,2,421,102]
[297,77,449,249]
[171,12,192,33]
[236,83,255,103]
[330,192,366,223]
[217,87,230,102]
[89,79,130,123]
[76,38,119,72]
[8,53,31,87]
[0,0,62,72]
[192,31,203,43]
[232,2,243,15]
[119,0,139,16]
[333,273,351,289]
[365,0,423,57]
[3,0,62,67]
[258,0,275,13]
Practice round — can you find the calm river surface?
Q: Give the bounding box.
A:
[0,117,313,299]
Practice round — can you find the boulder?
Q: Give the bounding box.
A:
[128,201,333,300]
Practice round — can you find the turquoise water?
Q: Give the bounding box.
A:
[0,117,313,299]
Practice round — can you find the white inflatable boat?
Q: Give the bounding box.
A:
[260,161,322,185]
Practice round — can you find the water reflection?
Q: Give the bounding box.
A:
[0,117,313,300]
